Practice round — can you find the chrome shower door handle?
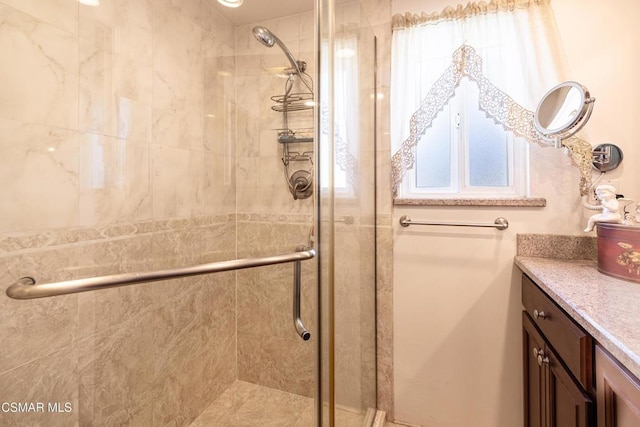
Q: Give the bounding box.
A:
[293,246,311,341]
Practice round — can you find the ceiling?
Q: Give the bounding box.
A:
[210,0,352,26]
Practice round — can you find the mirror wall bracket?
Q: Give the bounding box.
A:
[592,143,624,172]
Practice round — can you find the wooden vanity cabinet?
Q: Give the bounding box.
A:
[596,345,640,427]
[523,312,594,427]
[522,275,595,427]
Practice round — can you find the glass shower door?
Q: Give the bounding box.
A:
[318,0,378,424]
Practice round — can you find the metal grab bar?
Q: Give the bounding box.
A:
[6,248,316,300]
[399,215,509,231]
[293,245,311,340]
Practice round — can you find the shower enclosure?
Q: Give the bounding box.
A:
[0,0,377,426]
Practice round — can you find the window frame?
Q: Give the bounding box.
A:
[400,79,528,200]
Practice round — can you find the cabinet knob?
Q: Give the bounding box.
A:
[537,354,550,367]
[533,309,546,320]
[533,347,541,358]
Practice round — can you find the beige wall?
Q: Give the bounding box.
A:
[391,0,640,426]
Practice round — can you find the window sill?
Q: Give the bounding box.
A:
[394,198,547,207]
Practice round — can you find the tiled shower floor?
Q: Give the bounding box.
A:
[190,380,367,426]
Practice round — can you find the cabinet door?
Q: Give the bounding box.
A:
[546,344,594,427]
[596,345,640,427]
[523,312,546,427]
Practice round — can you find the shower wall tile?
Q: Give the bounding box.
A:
[268,14,301,44]
[78,45,153,141]
[0,237,112,372]
[1,0,237,235]
[0,4,78,130]
[199,273,237,400]
[153,351,213,426]
[203,50,236,156]
[152,146,204,219]
[157,0,201,24]
[0,282,77,374]
[76,236,155,339]
[0,0,78,34]
[237,262,316,397]
[235,52,261,78]
[203,153,237,215]
[259,129,279,157]
[79,133,152,226]
[299,11,314,39]
[201,3,235,48]
[77,311,155,426]
[152,4,204,152]
[78,0,153,141]
[236,108,261,157]
[362,0,392,28]
[333,224,378,410]
[1,0,238,421]
[79,0,152,57]
[0,347,78,427]
[0,217,236,425]
[152,271,236,425]
[236,221,316,397]
[236,23,261,57]
[0,214,238,426]
[199,221,237,260]
[0,118,79,233]
[152,283,213,374]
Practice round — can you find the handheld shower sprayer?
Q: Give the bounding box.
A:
[252,26,306,74]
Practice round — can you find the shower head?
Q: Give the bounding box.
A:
[252,26,304,74]
[252,26,276,48]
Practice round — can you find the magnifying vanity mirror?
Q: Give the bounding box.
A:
[534,81,595,148]
[534,81,623,172]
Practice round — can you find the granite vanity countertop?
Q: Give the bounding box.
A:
[515,256,640,380]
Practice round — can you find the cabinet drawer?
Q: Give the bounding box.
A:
[522,274,593,391]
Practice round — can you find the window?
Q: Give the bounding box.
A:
[390,0,563,200]
[405,78,526,198]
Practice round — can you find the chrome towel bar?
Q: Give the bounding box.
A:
[6,248,316,300]
[399,215,509,230]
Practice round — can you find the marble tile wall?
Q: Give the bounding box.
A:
[236,218,316,398]
[233,2,380,417]
[0,0,237,425]
[0,217,237,426]
[0,0,236,234]
[234,10,317,401]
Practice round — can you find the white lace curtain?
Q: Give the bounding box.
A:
[390,0,568,197]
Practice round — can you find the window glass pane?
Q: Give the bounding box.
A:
[466,83,509,187]
[415,104,452,188]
